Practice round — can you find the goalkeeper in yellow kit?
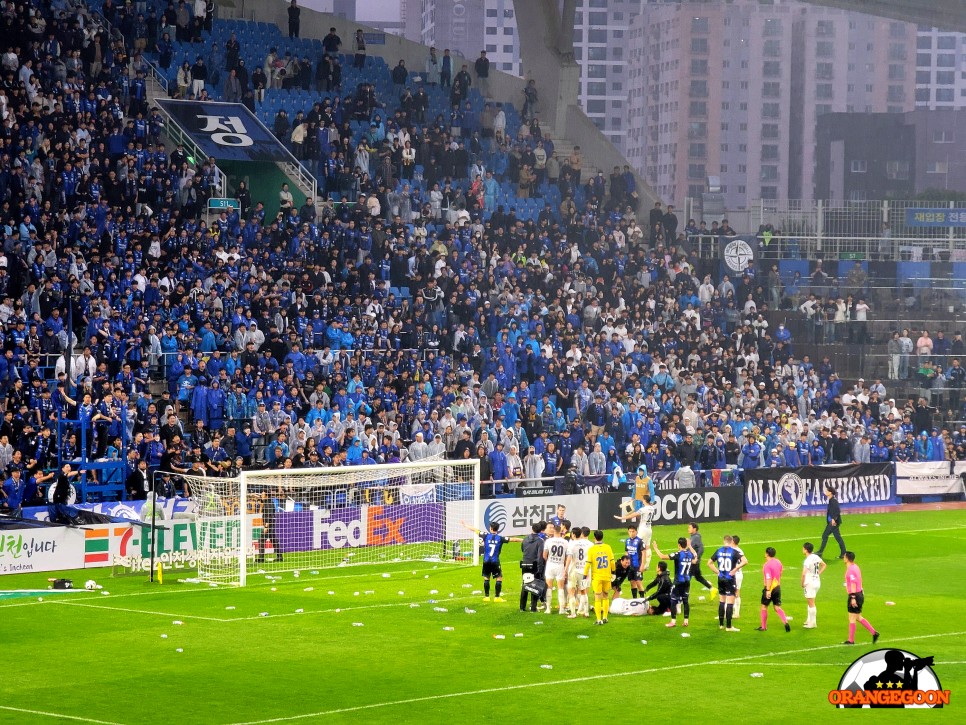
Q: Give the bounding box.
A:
[584,530,616,625]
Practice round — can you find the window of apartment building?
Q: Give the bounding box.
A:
[847,84,855,93]
[739,144,747,152]
[689,122,707,138]
[688,184,705,197]
[486,8,497,17]
[889,22,906,38]
[588,11,607,24]
[689,143,707,158]
[936,89,955,102]
[933,130,955,143]
[588,29,608,43]
[612,118,622,130]
[688,164,706,179]
[504,9,513,18]
[887,85,905,102]
[917,35,932,49]
[936,71,955,84]
[691,59,708,75]
[764,19,782,36]
[763,61,781,77]
[503,28,513,35]
[722,144,729,152]
[888,64,905,80]
[915,88,931,102]
[927,161,948,174]
[691,37,709,53]
[761,186,778,200]
[762,145,779,161]
[762,124,779,139]
[816,104,832,115]
[916,52,932,67]
[816,62,833,80]
[916,70,931,84]
[815,84,833,99]
[738,185,746,194]
[586,100,606,113]
[689,101,707,116]
[720,122,729,131]
[849,190,867,202]
[850,160,868,173]
[613,30,623,39]
[486,44,496,53]
[587,64,606,78]
[739,105,748,113]
[502,44,513,52]
[888,44,907,61]
[722,81,730,89]
[690,80,708,97]
[738,165,747,173]
[486,27,497,35]
[587,47,607,60]
[760,166,779,181]
[866,83,874,93]
[886,161,910,179]
[691,17,709,33]
[587,82,606,95]
[613,47,623,59]
[720,165,727,173]
[816,20,834,36]
[816,41,834,58]
[612,82,623,91]
[763,39,782,57]
[937,54,956,67]
[938,36,957,50]
[721,101,730,110]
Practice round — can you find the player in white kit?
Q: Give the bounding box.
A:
[565,526,592,618]
[732,534,746,618]
[615,496,657,571]
[542,524,569,614]
[801,541,826,628]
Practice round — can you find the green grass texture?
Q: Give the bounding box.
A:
[1,509,964,724]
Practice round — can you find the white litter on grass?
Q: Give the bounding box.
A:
[304,587,314,592]
[875,523,881,527]
[409,603,420,608]
[534,621,543,626]
[429,599,437,604]
[640,640,648,645]
[255,570,265,575]
[424,575,430,579]
[172,620,183,625]
[270,587,277,592]
[412,571,417,575]
[209,583,218,588]
[514,633,524,638]
[310,571,319,575]
[352,622,365,627]
[885,601,896,606]
[448,593,455,598]
[398,591,406,596]
[429,589,439,594]
[295,609,304,613]
[750,673,764,678]
[225,606,235,611]
[462,583,472,588]
[443,626,455,631]
[364,590,375,595]
[335,609,341,613]
[293,571,300,578]
[860,524,868,528]
[681,633,691,638]
[464,608,476,614]
[472,590,482,595]
[160,634,168,639]
[259,612,269,617]
[353,592,360,596]
[382,573,391,578]
[577,634,589,640]
[540,664,553,670]
[37,598,43,602]
[175,648,183,653]
[433,607,448,612]
[328,591,335,595]
[493,634,506,639]
[101,591,110,596]
[698,596,706,601]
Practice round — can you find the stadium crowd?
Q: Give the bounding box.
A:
[1,0,965,514]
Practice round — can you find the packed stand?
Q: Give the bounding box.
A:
[2,5,966,518]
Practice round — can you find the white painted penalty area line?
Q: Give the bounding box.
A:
[723,524,966,547]
[47,599,227,622]
[0,705,125,725]
[222,630,966,724]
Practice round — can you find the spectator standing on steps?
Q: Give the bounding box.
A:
[287,0,300,38]
[475,50,490,98]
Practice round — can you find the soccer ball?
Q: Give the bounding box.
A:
[85,580,97,590]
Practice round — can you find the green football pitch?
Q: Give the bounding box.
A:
[1,509,964,724]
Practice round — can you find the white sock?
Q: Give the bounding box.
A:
[734,596,741,617]
[558,588,566,611]
[808,605,817,626]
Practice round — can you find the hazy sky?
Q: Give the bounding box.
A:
[356,0,401,22]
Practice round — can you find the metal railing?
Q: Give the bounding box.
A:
[687,233,966,262]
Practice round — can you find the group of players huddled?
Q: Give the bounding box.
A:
[465,501,881,644]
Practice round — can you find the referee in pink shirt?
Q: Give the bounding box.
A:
[843,551,880,645]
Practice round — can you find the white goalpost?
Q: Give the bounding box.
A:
[178,459,480,586]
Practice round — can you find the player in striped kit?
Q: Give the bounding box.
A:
[565,526,592,618]
[801,542,826,628]
[542,524,569,614]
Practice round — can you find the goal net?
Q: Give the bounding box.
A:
[178,460,480,586]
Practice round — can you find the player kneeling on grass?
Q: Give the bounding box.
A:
[756,547,791,633]
[565,526,591,618]
[709,535,747,632]
[543,524,569,614]
[642,561,672,615]
[585,530,616,625]
[652,537,697,627]
[801,542,826,629]
[463,520,522,602]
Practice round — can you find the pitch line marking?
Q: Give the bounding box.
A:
[0,705,126,725]
[49,600,227,622]
[222,630,966,724]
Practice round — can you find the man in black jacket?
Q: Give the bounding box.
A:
[519,522,545,612]
[816,485,846,560]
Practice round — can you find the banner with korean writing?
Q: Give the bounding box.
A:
[744,463,896,515]
[463,494,600,537]
[156,100,293,162]
[904,207,966,228]
[0,528,86,574]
